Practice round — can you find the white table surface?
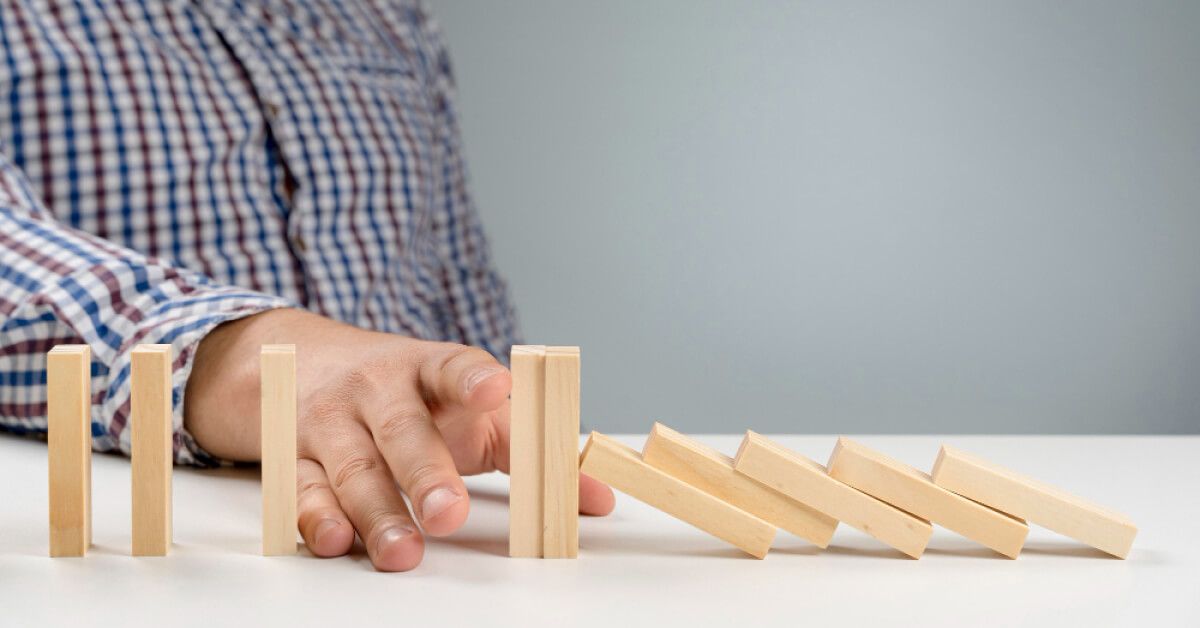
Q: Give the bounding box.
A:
[0,433,1196,627]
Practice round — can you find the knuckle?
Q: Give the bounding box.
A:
[373,407,431,446]
[331,455,379,490]
[404,460,446,492]
[297,480,331,501]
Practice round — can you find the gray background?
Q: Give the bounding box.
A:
[431,0,1199,434]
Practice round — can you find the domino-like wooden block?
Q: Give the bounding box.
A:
[580,431,776,559]
[543,346,580,558]
[733,431,932,558]
[642,423,837,547]
[931,445,1137,558]
[827,437,1028,558]
[509,345,546,557]
[261,345,297,556]
[131,344,173,556]
[47,345,92,557]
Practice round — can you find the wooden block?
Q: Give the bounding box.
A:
[261,345,297,556]
[931,444,1137,558]
[642,423,838,548]
[509,345,545,558]
[47,345,92,557]
[827,437,1028,558]
[580,431,776,558]
[733,431,931,558]
[543,346,580,558]
[131,344,173,556]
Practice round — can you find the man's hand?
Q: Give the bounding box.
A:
[185,308,615,571]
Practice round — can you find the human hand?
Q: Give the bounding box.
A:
[185,308,615,571]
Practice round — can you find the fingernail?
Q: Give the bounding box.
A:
[376,526,414,555]
[421,487,462,522]
[314,518,341,546]
[464,367,504,395]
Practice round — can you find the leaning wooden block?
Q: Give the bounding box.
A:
[580,431,776,559]
[931,445,1137,559]
[827,437,1028,558]
[642,423,837,547]
[509,345,546,558]
[261,345,297,556]
[131,344,173,556]
[48,345,93,557]
[733,431,931,558]
[543,346,580,559]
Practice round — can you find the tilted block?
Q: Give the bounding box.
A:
[827,437,1028,558]
[733,431,931,558]
[931,445,1137,559]
[642,423,837,547]
[581,431,776,559]
[48,345,93,557]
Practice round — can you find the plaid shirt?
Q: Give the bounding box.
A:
[0,0,518,465]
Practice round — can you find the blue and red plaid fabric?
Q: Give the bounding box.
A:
[0,0,519,465]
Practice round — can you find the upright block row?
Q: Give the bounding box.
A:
[47,343,298,557]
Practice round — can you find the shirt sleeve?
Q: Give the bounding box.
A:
[0,149,293,467]
[418,3,522,364]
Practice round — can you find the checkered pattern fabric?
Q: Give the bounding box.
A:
[0,0,519,465]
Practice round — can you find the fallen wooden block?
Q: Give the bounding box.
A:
[509,345,546,558]
[642,423,837,547]
[931,445,1137,559]
[827,437,1028,558]
[543,346,580,559]
[261,345,297,556]
[47,345,93,557]
[581,431,776,559]
[131,344,173,556]
[733,431,931,558]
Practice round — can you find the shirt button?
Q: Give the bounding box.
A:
[294,235,307,252]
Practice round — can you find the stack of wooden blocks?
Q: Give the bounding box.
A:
[510,345,1137,561]
[47,343,297,558]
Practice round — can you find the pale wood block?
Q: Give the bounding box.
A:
[131,344,173,556]
[509,345,545,558]
[733,431,932,558]
[48,345,92,557]
[542,346,580,558]
[642,423,838,548]
[580,431,776,559]
[261,345,297,556]
[931,444,1137,559]
[827,437,1028,558]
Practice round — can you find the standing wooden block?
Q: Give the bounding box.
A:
[509,345,546,558]
[131,344,173,556]
[642,423,838,548]
[733,431,932,558]
[580,431,776,559]
[47,345,92,557]
[543,346,580,558]
[261,345,297,556]
[931,445,1137,558]
[827,437,1028,558]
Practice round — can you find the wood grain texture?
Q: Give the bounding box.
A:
[508,345,546,557]
[47,345,92,557]
[931,444,1137,558]
[542,346,580,558]
[642,423,837,547]
[131,344,172,556]
[733,431,932,559]
[580,431,776,559]
[261,345,297,556]
[827,437,1028,558]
